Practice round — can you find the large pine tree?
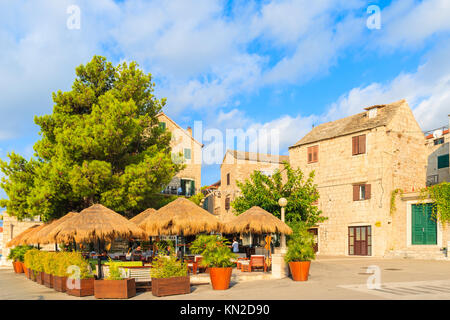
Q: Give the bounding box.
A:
[0,56,182,221]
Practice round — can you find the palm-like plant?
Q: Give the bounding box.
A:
[190,235,236,268]
[284,227,315,262]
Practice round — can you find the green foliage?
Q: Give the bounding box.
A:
[188,192,205,206]
[190,235,236,268]
[390,188,403,215]
[106,259,125,280]
[423,182,450,224]
[284,225,316,262]
[231,162,326,228]
[0,56,183,221]
[8,245,33,262]
[65,252,94,279]
[42,252,58,275]
[151,248,187,279]
[24,248,40,269]
[33,251,45,272]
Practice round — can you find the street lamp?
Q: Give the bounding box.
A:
[278,197,287,250]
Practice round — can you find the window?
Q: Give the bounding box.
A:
[438,154,449,169]
[307,145,319,163]
[434,137,444,145]
[352,135,366,155]
[227,173,230,185]
[159,122,166,130]
[184,148,191,160]
[353,184,371,201]
[225,197,230,211]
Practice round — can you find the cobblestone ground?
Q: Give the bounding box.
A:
[2,256,450,300]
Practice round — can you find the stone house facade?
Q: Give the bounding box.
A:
[156,112,203,197]
[288,100,429,257]
[425,115,449,185]
[219,150,289,220]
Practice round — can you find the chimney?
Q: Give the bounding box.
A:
[364,104,385,119]
[187,126,192,136]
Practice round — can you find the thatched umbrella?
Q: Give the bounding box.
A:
[46,204,147,278]
[129,208,157,225]
[27,212,78,248]
[6,224,41,247]
[47,204,146,243]
[224,206,292,235]
[139,197,222,236]
[7,223,49,248]
[138,198,223,261]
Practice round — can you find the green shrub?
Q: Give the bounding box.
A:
[8,245,33,262]
[42,252,58,275]
[151,248,187,279]
[65,252,94,279]
[284,226,315,262]
[106,259,125,280]
[190,235,236,268]
[54,252,73,277]
[24,248,40,270]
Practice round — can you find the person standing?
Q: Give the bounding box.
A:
[232,237,239,253]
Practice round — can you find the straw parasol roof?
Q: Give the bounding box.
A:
[6,224,45,247]
[139,197,223,236]
[129,208,157,225]
[46,204,147,243]
[27,212,78,245]
[224,206,292,235]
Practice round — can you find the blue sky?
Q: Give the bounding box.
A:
[1,0,450,197]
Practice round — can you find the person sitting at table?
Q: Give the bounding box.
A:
[132,246,142,261]
[99,250,109,261]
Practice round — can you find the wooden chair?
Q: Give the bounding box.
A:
[249,255,267,272]
[236,258,248,270]
[195,256,207,273]
[186,260,198,275]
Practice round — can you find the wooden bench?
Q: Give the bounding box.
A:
[124,266,152,292]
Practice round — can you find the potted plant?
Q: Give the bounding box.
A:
[53,252,71,292]
[191,235,236,290]
[18,246,34,276]
[151,249,190,297]
[8,247,24,273]
[33,251,45,285]
[94,260,136,299]
[24,249,40,281]
[42,252,57,288]
[284,226,316,281]
[65,252,95,297]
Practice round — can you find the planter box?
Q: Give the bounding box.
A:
[66,278,95,297]
[152,276,190,297]
[36,271,45,285]
[30,270,37,282]
[94,278,136,299]
[53,276,67,292]
[24,266,30,279]
[43,272,54,288]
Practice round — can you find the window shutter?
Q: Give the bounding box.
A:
[227,173,230,185]
[225,197,230,210]
[313,145,318,162]
[365,184,371,199]
[352,136,358,155]
[307,147,313,163]
[353,185,360,201]
[184,148,191,160]
[359,135,366,154]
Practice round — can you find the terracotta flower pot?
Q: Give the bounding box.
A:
[289,261,311,281]
[20,262,26,274]
[209,267,232,290]
[12,261,23,273]
[23,265,30,279]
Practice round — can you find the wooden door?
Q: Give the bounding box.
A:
[349,226,371,256]
[412,204,437,245]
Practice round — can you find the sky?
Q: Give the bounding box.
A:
[0,0,450,196]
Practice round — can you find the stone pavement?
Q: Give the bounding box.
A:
[2,256,450,300]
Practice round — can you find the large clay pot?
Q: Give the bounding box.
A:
[209,267,232,290]
[12,261,24,273]
[289,261,311,281]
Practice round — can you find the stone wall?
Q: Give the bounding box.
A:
[288,102,428,257]
[219,153,285,216]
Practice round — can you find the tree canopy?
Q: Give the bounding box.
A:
[0,56,183,221]
[231,162,326,228]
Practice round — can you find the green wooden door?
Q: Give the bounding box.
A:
[412,204,437,245]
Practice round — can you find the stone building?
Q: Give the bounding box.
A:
[424,115,449,185]
[156,112,203,197]
[202,180,221,216]
[219,150,289,219]
[288,99,429,257]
